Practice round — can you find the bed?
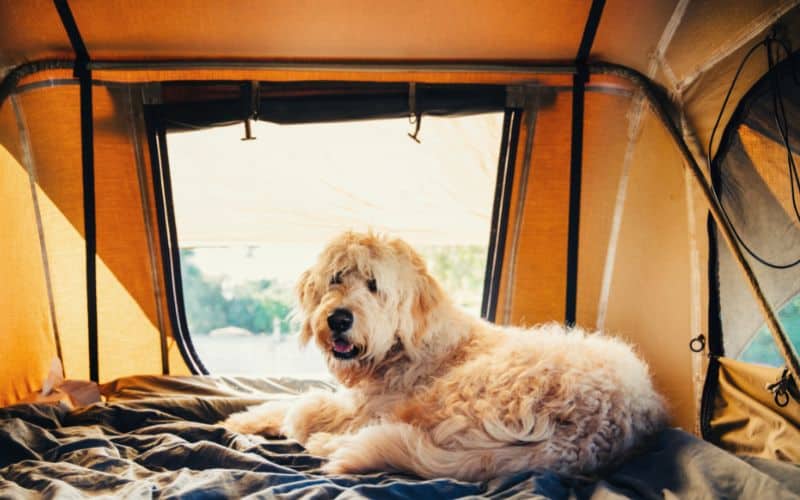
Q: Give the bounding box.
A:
[1,375,798,499]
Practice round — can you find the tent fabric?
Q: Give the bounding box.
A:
[0,102,58,407]
[2,374,800,499]
[705,356,800,462]
[0,0,799,446]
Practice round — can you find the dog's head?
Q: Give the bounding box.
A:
[294,231,446,386]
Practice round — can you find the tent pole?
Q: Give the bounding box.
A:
[592,62,800,387]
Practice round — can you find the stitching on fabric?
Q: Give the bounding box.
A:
[675,0,800,94]
[127,86,170,375]
[502,92,539,325]
[595,0,689,328]
[11,94,64,372]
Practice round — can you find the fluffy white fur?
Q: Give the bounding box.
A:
[222,231,667,480]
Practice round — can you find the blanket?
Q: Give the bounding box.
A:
[1,375,798,499]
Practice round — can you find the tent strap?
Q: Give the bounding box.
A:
[566,0,606,325]
[54,0,98,382]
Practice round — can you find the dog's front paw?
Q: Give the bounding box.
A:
[220,400,289,436]
[305,432,339,457]
[320,438,378,475]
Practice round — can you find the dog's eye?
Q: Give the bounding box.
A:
[367,279,378,293]
[330,273,343,285]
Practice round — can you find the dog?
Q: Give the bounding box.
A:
[222,231,666,480]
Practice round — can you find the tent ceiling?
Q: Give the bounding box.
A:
[2,0,591,70]
[3,1,799,103]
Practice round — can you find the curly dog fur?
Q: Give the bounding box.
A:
[222,231,667,480]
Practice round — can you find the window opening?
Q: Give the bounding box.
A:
[166,114,504,376]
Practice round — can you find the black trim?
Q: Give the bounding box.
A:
[155,126,209,374]
[565,72,586,326]
[699,354,722,441]
[54,0,98,382]
[576,0,607,62]
[143,107,208,375]
[79,69,98,382]
[566,0,605,326]
[482,110,513,319]
[53,1,89,73]
[707,222,724,357]
[700,213,725,441]
[160,82,508,130]
[482,109,523,322]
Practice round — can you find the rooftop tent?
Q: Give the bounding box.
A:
[0,0,799,468]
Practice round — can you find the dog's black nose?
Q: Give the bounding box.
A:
[327,308,353,333]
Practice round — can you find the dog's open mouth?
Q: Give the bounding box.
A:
[331,338,360,360]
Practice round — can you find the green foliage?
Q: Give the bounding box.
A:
[180,249,292,335]
[418,245,486,313]
[179,244,488,336]
[739,293,800,366]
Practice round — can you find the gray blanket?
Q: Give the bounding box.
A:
[1,375,798,499]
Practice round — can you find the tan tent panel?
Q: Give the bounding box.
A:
[0,101,59,407]
[709,356,800,461]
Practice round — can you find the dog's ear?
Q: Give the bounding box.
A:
[295,269,313,306]
[415,271,443,319]
[298,318,313,346]
[406,269,445,347]
[295,269,315,346]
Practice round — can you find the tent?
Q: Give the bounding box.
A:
[1,0,799,494]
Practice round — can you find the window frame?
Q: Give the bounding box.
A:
[144,81,521,374]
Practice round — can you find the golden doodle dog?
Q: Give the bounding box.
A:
[223,231,666,480]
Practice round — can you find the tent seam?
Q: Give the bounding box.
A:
[675,0,800,95]
[10,95,64,373]
[127,86,169,375]
[502,92,539,325]
[596,0,689,329]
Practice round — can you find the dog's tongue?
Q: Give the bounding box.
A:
[333,339,354,353]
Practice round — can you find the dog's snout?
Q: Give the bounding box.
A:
[327,308,353,333]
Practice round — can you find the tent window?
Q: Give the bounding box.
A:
[163,114,504,376]
[710,50,800,365]
[740,293,800,366]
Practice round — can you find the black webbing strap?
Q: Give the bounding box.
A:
[566,0,606,326]
[54,0,98,382]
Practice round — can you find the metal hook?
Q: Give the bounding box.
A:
[407,82,422,143]
[241,81,258,141]
[241,119,256,141]
[766,368,794,407]
[689,333,705,353]
[408,113,422,143]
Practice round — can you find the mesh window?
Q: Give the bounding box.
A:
[714,52,800,365]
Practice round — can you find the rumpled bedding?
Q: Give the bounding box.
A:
[1,375,798,499]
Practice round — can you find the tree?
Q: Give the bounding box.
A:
[180,249,294,335]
